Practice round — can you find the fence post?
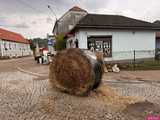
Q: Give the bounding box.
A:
[133,50,136,70]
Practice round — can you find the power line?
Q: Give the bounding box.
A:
[17,0,56,18]
[46,0,61,12]
[15,0,56,25]
[1,0,57,37]
[17,0,43,13]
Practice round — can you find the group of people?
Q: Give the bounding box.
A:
[34,48,53,65]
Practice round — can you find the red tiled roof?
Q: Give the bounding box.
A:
[0,28,29,44]
[69,6,87,12]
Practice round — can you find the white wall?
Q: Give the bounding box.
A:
[75,29,156,61]
[0,40,32,58]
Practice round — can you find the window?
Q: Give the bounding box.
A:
[9,43,11,50]
[87,36,112,57]
[4,42,7,50]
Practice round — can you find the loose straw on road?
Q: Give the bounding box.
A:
[94,85,143,111]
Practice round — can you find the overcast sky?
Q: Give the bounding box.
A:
[0,0,160,38]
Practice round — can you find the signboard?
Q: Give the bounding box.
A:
[48,39,53,45]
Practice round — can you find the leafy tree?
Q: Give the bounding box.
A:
[54,34,66,51]
[29,38,48,49]
[29,38,48,58]
[29,40,36,51]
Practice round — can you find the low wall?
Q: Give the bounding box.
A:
[105,50,155,62]
[84,50,155,62]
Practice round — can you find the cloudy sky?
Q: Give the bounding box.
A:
[0,0,160,38]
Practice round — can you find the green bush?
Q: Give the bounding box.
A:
[54,34,66,51]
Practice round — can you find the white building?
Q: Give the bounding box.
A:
[0,28,32,58]
[53,7,160,62]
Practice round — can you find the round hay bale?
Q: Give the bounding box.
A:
[49,48,96,96]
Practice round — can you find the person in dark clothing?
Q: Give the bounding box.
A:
[91,52,104,90]
[75,39,79,48]
[92,60,103,89]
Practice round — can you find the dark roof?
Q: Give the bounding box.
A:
[75,14,160,30]
[154,20,160,25]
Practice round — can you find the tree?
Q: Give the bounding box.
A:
[29,40,36,51]
[31,38,48,48]
[29,38,48,58]
[54,34,66,51]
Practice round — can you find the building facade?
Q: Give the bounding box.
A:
[74,29,155,61]
[0,28,32,58]
[53,6,87,35]
[53,6,160,62]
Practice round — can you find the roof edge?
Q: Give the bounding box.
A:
[74,25,160,30]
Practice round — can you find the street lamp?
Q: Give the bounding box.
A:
[47,5,59,35]
[47,5,57,21]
